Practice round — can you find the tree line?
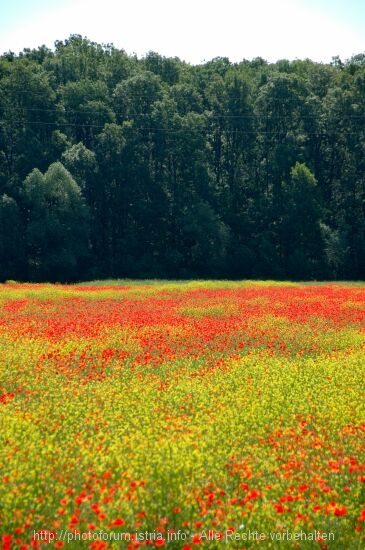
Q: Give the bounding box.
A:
[1,36,365,281]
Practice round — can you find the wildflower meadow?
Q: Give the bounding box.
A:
[0,281,364,549]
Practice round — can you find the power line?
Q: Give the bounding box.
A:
[1,105,364,120]
[0,118,363,136]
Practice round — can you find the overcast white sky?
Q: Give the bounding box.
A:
[0,0,364,64]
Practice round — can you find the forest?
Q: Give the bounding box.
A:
[1,35,365,282]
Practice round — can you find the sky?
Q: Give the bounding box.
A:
[0,0,364,64]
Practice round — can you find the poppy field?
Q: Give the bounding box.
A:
[0,281,364,549]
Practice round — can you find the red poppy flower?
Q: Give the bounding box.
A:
[110,517,125,526]
[274,503,285,514]
[334,505,347,516]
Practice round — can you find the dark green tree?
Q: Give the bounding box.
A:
[280,162,323,279]
[0,58,56,191]
[0,194,25,280]
[23,162,90,281]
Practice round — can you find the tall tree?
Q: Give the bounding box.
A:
[23,162,90,281]
[0,58,56,191]
[0,194,25,280]
[280,162,323,279]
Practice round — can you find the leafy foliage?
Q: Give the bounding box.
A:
[1,36,365,280]
[23,162,90,281]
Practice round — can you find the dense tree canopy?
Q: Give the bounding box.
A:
[1,35,365,281]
